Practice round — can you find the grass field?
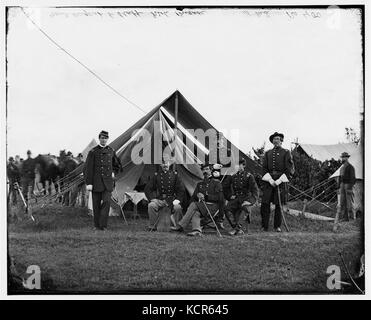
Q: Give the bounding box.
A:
[8,203,363,294]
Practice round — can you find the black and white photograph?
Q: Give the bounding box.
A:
[2,1,369,301]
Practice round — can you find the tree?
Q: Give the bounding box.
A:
[345,127,360,144]
[252,142,265,165]
[290,149,341,202]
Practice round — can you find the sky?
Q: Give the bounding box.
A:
[6,6,363,159]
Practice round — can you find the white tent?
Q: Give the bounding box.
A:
[330,146,364,215]
[81,139,98,162]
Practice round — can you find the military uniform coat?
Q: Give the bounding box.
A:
[144,170,185,206]
[20,158,36,180]
[261,146,294,205]
[192,176,224,203]
[191,176,224,218]
[7,163,20,183]
[230,170,259,204]
[84,145,122,192]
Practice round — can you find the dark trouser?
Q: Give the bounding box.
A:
[335,183,355,221]
[215,206,225,224]
[261,203,282,230]
[62,191,70,206]
[69,184,79,207]
[8,180,18,205]
[79,184,87,207]
[179,202,219,232]
[20,177,34,202]
[225,198,251,231]
[260,182,287,230]
[92,190,111,229]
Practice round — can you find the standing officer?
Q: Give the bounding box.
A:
[7,157,21,205]
[172,163,224,236]
[224,159,259,235]
[333,151,356,230]
[144,159,185,231]
[84,130,122,231]
[20,150,36,203]
[260,132,294,232]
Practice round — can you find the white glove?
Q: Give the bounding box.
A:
[262,173,276,187]
[173,199,180,206]
[86,185,93,191]
[275,174,289,186]
[241,201,252,207]
[197,193,205,201]
[112,172,115,178]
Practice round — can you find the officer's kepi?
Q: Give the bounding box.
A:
[99,130,109,139]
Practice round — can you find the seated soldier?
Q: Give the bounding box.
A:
[144,159,185,231]
[171,163,224,236]
[224,159,259,235]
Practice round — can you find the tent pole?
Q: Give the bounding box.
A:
[174,91,178,170]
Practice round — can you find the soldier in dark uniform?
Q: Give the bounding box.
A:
[84,130,122,231]
[74,153,87,207]
[7,157,21,205]
[144,159,185,231]
[260,132,294,232]
[20,150,36,202]
[171,163,224,236]
[62,152,78,206]
[224,159,259,235]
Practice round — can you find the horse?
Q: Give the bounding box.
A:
[57,152,81,206]
[34,154,62,196]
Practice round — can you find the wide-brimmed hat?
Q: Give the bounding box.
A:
[340,151,351,158]
[269,132,284,143]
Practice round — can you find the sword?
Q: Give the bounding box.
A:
[277,184,289,232]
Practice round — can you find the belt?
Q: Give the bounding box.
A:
[161,194,175,198]
[271,171,282,175]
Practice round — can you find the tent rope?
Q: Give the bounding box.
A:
[20,7,147,114]
[288,178,332,202]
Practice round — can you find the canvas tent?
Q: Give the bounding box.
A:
[295,143,357,162]
[295,142,363,214]
[109,90,261,199]
[81,139,98,162]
